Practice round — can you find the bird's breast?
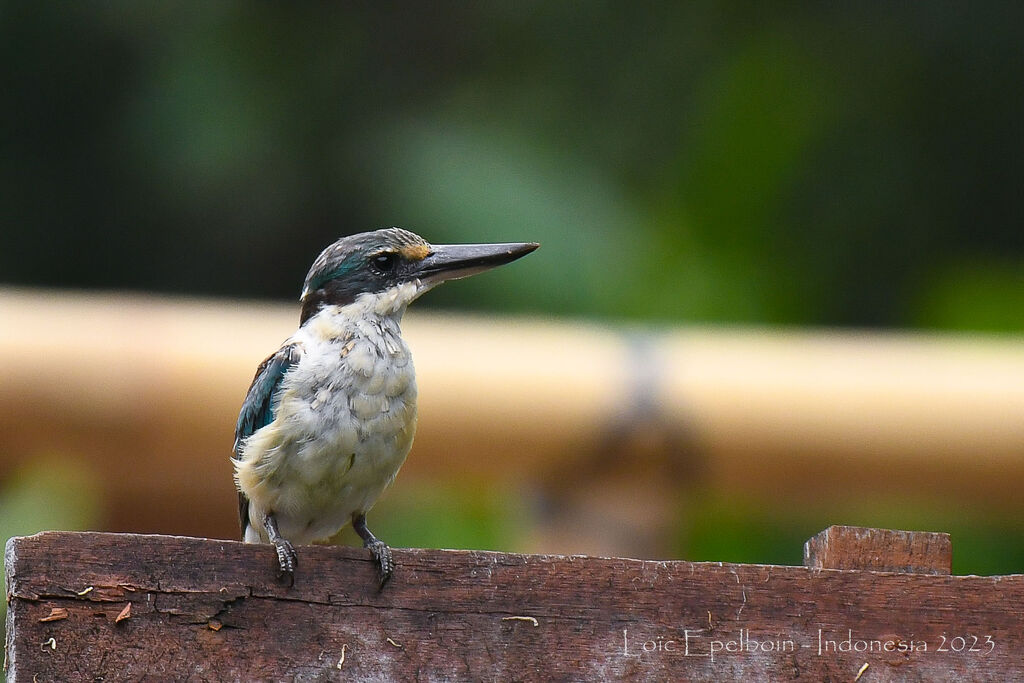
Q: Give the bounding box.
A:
[292,315,419,467]
[236,312,419,538]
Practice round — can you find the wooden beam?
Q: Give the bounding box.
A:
[6,530,1023,680]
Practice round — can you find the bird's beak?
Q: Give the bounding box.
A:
[416,241,539,287]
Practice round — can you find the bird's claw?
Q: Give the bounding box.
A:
[365,539,393,589]
[274,538,297,587]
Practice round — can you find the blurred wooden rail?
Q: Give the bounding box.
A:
[1,288,1023,543]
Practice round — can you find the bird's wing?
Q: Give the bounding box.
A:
[233,342,303,535]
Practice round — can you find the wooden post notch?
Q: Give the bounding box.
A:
[804,525,952,574]
[5,527,1023,680]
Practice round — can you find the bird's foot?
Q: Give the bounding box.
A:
[364,539,394,589]
[263,511,297,587]
[352,513,393,589]
[274,537,298,587]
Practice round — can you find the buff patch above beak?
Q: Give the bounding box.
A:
[399,244,431,261]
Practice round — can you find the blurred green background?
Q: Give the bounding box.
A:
[3,2,1024,628]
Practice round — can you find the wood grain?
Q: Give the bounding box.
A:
[804,525,953,574]
[5,530,1023,681]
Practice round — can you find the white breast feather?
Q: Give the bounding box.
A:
[235,284,421,544]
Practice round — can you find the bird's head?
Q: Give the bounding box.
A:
[298,227,538,324]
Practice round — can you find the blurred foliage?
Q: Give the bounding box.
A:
[332,481,529,552]
[684,492,1024,575]
[1,2,1021,329]
[0,3,1022,586]
[0,456,103,644]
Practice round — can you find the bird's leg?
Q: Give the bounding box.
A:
[263,512,297,586]
[352,513,393,589]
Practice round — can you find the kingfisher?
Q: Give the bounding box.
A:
[232,227,538,587]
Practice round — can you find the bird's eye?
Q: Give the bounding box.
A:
[371,252,399,274]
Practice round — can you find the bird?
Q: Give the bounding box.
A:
[232,227,538,588]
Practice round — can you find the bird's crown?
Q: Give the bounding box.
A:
[299,228,431,322]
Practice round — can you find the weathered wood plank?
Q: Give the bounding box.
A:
[5,531,1022,681]
[804,525,953,574]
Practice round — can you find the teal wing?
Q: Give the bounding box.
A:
[233,342,302,535]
